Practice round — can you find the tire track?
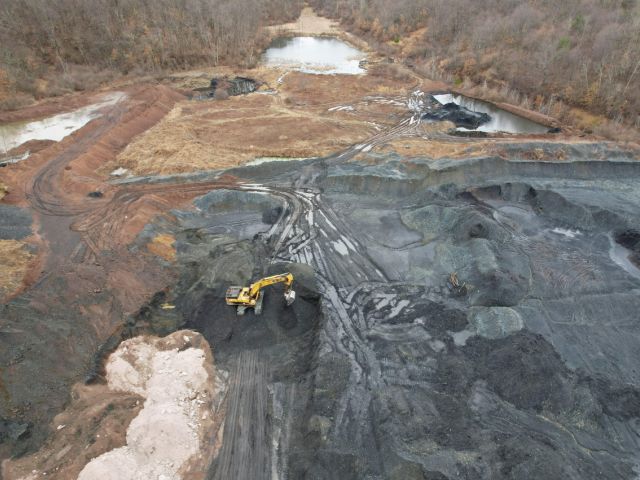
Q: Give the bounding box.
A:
[213,350,270,480]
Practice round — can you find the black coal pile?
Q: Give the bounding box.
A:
[192,76,259,100]
[615,230,640,266]
[423,101,491,129]
[144,140,640,479]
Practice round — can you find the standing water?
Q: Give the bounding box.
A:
[433,93,548,134]
[0,92,126,156]
[263,37,365,75]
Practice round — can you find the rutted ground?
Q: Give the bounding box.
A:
[1,7,640,480]
[127,138,637,479]
[112,67,434,176]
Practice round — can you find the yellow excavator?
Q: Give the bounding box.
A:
[225,272,296,315]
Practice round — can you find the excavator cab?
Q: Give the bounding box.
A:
[226,272,295,315]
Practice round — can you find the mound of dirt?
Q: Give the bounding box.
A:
[422,102,491,129]
[78,330,226,480]
[2,331,226,480]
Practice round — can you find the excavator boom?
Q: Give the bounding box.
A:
[249,273,293,297]
[225,272,295,315]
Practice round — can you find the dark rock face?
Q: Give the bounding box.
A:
[615,230,640,266]
[227,76,258,96]
[4,137,640,477]
[0,419,30,442]
[194,76,259,99]
[423,102,491,129]
[148,145,640,479]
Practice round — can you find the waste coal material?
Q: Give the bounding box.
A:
[422,102,491,129]
[193,76,259,99]
[2,98,640,478]
[0,419,30,443]
[0,205,32,240]
[140,146,640,479]
[227,77,259,96]
[615,230,640,266]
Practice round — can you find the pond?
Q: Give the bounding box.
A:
[433,93,548,134]
[263,36,365,75]
[0,92,126,155]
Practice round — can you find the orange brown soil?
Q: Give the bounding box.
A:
[147,233,177,262]
[0,84,244,449]
[369,134,491,160]
[366,131,585,161]
[2,331,223,480]
[1,383,143,480]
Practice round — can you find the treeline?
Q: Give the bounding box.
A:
[0,0,302,109]
[311,0,640,130]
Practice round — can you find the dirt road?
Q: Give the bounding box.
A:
[1,67,640,480]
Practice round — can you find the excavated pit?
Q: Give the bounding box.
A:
[118,142,640,479]
[1,83,640,478]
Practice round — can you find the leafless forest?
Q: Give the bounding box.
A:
[311,0,640,130]
[0,0,302,108]
[1,0,639,131]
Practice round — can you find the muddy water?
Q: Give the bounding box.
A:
[263,36,365,74]
[433,93,548,134]
[0,92,125,154]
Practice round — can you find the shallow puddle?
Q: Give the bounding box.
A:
[433,93,548,134]
[263,36,365,75]
[0,92,125,155]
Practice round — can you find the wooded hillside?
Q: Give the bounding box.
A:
[311,0,640,131]
[0,0,302,109]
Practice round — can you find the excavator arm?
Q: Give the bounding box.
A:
[226,272,296,315]
[248,273,294,298]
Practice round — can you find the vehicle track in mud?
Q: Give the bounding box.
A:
[0,84,191,453]
[213,350,271,480]
[170,134,640,478]
[26,97,127,217]
[68,92,426,262]
[0,84,430,459]
[4,78,640,479]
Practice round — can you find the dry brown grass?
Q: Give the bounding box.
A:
[0,181,7,200]
[114,67,425,175]
[0,239,34,301]
[372,137,491,160]
[113,96,374,175]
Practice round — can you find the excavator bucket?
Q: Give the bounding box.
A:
[284,289,296,306]
[254,291,264,315]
